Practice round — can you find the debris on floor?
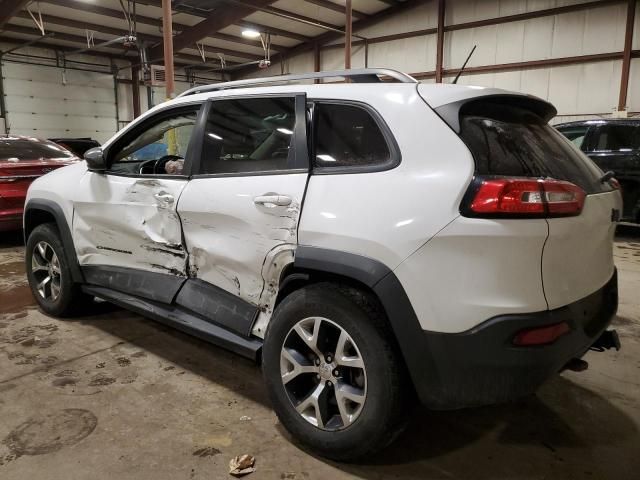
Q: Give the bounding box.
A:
[229,454,256,477]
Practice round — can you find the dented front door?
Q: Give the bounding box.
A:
[73,174,188,275]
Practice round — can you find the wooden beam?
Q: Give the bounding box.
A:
[148,0,277,59]
[0,0,30,28]
[618,0,636,111]
[304,0,368,20]
[435,0,445,83]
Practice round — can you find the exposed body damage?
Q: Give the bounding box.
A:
[72,174,189,276]
[251,245,296,338]
[177,173,307,314]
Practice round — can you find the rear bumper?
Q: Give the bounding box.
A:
[412,269,618,409]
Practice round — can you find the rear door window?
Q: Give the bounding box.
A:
[593,124,640,151]
[199,96,297,175]
[313,102,395,170]
[458,101,610,194]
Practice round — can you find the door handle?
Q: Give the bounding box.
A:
[253,194,292,207]
[154,192,175,205]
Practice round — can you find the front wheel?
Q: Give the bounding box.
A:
[262,283,409,461]
[26,223,91,317]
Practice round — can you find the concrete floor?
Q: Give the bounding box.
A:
[0,230,639,480]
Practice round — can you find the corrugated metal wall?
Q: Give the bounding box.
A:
[243,0,639,120]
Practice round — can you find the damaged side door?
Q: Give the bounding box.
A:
[72,104,204,300]
[177,94,309,335]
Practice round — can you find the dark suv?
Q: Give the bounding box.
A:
[556,119,640,223]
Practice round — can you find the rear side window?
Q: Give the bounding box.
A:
[458,101,610,194]
[313,103,392,170]
[0,138,75,161]
[593,124,640,151]
[556,125,589,150]
[200,97,296,175]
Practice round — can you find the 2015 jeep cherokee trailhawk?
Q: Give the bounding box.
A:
[23,69,622,460]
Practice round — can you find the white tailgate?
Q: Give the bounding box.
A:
[542,191,622,309]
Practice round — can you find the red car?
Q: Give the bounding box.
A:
[0,135,78,232]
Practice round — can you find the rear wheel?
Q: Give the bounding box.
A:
[26,223,92,317]
[262,283,408,461]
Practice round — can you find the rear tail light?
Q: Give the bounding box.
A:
[464,177,586,218]
[513,322,570,346]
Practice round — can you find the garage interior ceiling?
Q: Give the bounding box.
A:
[0,0,400,70]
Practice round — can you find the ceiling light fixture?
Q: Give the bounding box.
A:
[242,29,261,39]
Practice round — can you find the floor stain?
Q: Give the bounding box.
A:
[116,357,131,367]
[88,374,116,387]
[2,409,97,458]
[192,446,221,458]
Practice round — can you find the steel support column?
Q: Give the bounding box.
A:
[131,65,141,118]
[345,0,352,69]
[435,0,445,83]
[618,0,636,111]
[161,0,175,100]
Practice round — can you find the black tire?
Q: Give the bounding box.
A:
[262,282,409,461]
[25,223,92,317]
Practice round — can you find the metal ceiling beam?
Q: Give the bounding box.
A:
[0,35,130,60]
[234,0,428,76]
[12,11,265,61]
[0,0,30,28]
[40,0,288,48]
[142,0,308,42]
[148,0,277,59]
[304,0,369,20]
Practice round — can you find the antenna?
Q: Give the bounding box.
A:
[452,45,477,84]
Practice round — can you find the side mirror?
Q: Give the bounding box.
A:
[84,147,106,172]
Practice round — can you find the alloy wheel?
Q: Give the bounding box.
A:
[31,241,62,302]
[280,316,367,431]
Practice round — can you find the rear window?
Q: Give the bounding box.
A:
[0,138,75,161]
[313,103,392,170]
[459,102,610,194]
[593,124,640,151]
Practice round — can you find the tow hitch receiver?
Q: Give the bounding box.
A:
[590,329,621,352]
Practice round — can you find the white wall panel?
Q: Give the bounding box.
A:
[2,61,117,143]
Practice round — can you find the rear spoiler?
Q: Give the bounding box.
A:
[434,94,557,133]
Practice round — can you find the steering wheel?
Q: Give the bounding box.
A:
[138,155,184,174]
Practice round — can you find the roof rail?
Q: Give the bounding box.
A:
[177,68,418,98]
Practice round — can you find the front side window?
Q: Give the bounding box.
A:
[593,124,640,151]
[199,97,296,175]
[313,103,391,169]
[108,108,199,176]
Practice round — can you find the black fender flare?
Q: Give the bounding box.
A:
[24,199,84,283]
[293,246,441,405]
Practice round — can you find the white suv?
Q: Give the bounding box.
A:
[24,69,622,460]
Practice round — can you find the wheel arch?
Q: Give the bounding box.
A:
[277,246,438,405]
[24,199,84,283]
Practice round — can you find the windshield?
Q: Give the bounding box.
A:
[0,137,75,162]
